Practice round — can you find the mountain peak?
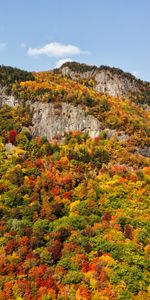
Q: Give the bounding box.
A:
[60,61,136,79]
[58,61,150,104]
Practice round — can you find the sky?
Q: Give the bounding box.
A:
[0,0,150,81]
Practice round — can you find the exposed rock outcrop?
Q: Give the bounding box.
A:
[29,101,101,140]
[0,85,18,107]
[59,62,150,102]
[0,91,101,141]
[137,146,150,158]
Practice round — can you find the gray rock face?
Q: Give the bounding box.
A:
[29,101,101,140]
[0,86,18,107]
[0,91,101,140]
[137,146,150,158]
[94,72,136,97]
[60,65,142,98]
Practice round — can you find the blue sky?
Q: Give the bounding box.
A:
[0,0,150,81]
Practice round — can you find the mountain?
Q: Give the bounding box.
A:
[0,64,149,149]
[0,64,150,300]
[58,62,150,105]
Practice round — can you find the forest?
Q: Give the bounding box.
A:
[0,66,149,299]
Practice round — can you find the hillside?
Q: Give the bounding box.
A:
[58,62,150,105]
[0,64,150,300]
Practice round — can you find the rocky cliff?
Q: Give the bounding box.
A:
[0,88,101,140]
[58,62,150,103]
[29,101,101,140]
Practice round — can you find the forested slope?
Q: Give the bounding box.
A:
[0,65,149,299]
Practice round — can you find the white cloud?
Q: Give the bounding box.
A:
[20,42,26,49]
[27,42,89,57]
[55,58,73,68]
[132,71,140,78]
[0,42,6,50]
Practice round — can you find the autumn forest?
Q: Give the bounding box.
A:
[0,65,149,300]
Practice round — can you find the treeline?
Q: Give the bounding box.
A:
[0,65,34,93]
